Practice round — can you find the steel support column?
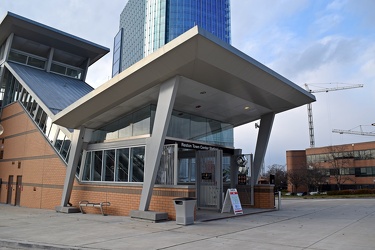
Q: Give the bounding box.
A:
[139,76,180,211]
[251,113,275,186]
[56,127,86,212]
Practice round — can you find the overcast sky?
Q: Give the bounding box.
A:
[1,0,374,167]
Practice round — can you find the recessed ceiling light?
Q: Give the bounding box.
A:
[244,106,250,110]
[195,105,201,109]
[200,91,206,94]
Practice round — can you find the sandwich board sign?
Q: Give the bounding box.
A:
[221,188,243,215]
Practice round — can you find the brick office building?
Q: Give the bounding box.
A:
[287,141,375,193]
[0,12,314,220]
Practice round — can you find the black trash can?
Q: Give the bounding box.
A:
[173,197,196,225]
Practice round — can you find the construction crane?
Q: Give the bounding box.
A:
[304,83,364,148]
[333,124,375,136]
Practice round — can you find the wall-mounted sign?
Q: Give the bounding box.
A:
[201,173,212,180]
[238,174,247,185]
[164,139,235,154]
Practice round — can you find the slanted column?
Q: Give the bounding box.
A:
[139,76,180,211]
[56,126,87,213]
[3,33,14,62]
[46,48,54,73]
[251,112,275,186]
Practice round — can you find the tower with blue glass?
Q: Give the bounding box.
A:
[112,0,231,76]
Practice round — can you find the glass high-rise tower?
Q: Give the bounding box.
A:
[112,0,231,77]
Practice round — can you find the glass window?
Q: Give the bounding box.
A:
[131,147,145,182]
[168,111,190,139]
[27,57,45,69]
[93,151,103,181]
[117,148,129,182]
[54,130,65,152]
[38,111,48,132]
[190,116,207,140]
[83,152,92,181]
[29,100,37,117]
[82,146,145,183]
[132,108,151,136]
[47,123,59,144]
[50,63,66,75]
[34,106,43,122]
[178,157,196,183]
[360,167,367,175]
[366,167,372,175]
[66,68,82,79]
[349,168,355,175]
[104,149,115,181]
[60,138,71,160]
[8,51,27,64]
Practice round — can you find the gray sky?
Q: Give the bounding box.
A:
[1,0,374,166]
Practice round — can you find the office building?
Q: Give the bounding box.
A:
[287,141,375,193]
[112,0,231,76]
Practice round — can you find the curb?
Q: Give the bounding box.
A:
[0,239,82,250]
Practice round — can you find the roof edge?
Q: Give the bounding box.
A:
[5,12,110,53]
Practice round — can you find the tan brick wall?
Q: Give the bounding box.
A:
[69,185,194,219]
[0,103,64,208]
[0,103,196,220]
[237,185,275,209]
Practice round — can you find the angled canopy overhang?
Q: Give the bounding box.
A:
[0,12,109,65]
[53,26,315,129]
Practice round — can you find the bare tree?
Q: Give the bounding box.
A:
[265,164,288,190]
[325,145,354,190]
[305,163,326,192]
[287,168,307,193]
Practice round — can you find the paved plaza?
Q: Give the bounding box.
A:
[0,198,374,249]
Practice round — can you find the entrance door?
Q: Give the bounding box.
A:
[196,150,223,211]
[7,175,13,204]
[15,175,22,206]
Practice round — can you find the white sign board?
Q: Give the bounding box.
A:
[221,188,243,215]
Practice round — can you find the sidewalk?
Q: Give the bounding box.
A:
[1,198,375,249]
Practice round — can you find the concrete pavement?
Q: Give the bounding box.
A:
[1,198,375,249]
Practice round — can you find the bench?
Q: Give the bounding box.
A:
[79,200,111,216]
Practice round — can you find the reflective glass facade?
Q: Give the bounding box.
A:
[116,0,146,75]
[144,0,167,57]
[91,105,234,148]
[166,0,231,44]
[113,0,231,74]
[112,29,123,77]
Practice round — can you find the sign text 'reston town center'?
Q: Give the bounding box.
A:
[180,142,219,151]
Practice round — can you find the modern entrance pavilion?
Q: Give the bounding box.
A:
[0,12,315,221]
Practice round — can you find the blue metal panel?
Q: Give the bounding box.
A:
[8,62,93,114]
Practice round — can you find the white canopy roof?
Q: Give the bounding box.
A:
[53,26,315,129]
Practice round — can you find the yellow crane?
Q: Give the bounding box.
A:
[304,83,364,147]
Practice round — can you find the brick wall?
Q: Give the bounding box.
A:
[0,103,196,220]
[237,184,275,209]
